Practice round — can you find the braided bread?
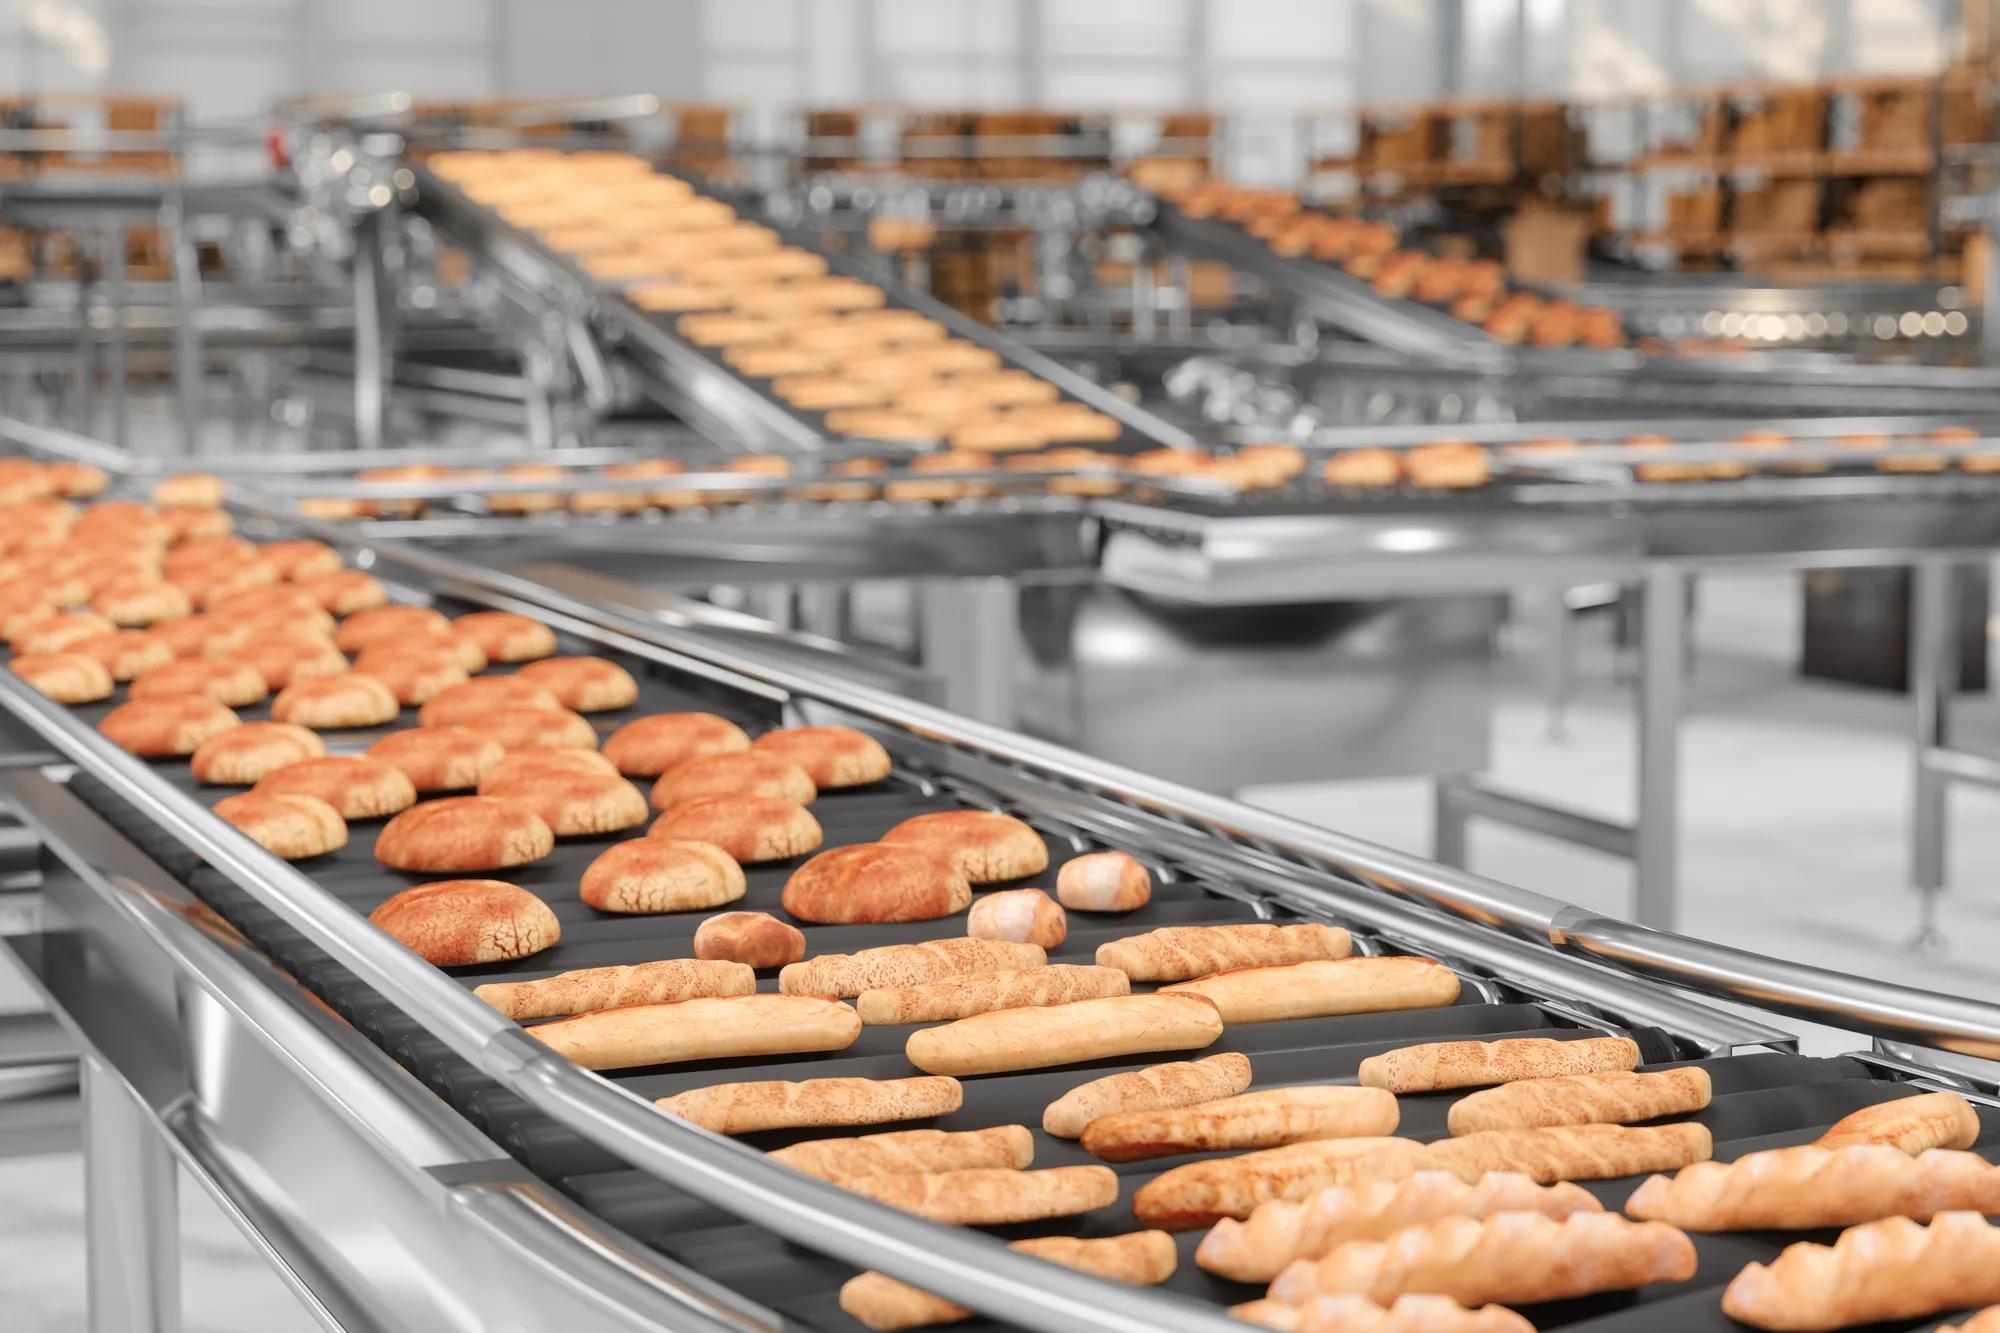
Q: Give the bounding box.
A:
[1627,1145,2000,1231]
[1722,1212,2000,1330]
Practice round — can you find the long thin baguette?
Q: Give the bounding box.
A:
[1422,1122,1712,1185]
[856,964,1128,1025]
[1197,1171,1602,1283]
[1095,923,1353,982]
[1081,1086,1399,1162]
[1814,1091,1981,1155]
[1043,1052,1253,1138]
[1236,1295,1537,1333]
[1722,1212,2000,1330]
[1446,1067,1711,1135]
[838,1231,1177,1330]
[768,1125,1033,1181]
[905,992,1223,1076]
[528,994,860,1070]
[778,938,1046,998]
[1626,1145,2000,1231]
[1358,1035,1641,1093]
[838,1164,1118,1225]
[1269,1211,1697,1308]
[1133,1138,1427,1231]
[1160,957,1459,1024]
[655,1075,963,1133]
[473,958,755,1020]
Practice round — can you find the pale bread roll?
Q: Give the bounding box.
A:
[1358,1035,1641,1094]
[1096,923,1353,981]
[905,992,1224,1076]
[1043,1052,1253,1138]
[1161,956,1460,1024]
[528,994,860,1070]
[838,1231,1177,1331]
[855,964,1129,1025]
[1080,1085,1400,1162]
[778,938,1044,998]
[655,1076,962,1134]
[768,1124,1032,1181]
[472,958,755,1020]
[1815,1090,1981,1155]
[839,1164,1117,1225]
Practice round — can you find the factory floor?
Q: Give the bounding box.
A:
[4,569,1998,1328]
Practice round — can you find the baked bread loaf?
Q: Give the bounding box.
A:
[579,837,745,913]
[906,992,1225,1077]
[256,539,342,582]
[779,938,1044,997]
[837,1164,1118,1226]
[649,794,821,862]
[213,792,347,860]
[1939,1305,2000,1331]
[14,610,117,654]
[880,810,1047,882]
[152,472,225,508]
[252,755,416,820]
[1228,1295,1534,1332]
[1815,1091,1980,1155]
[70,629,172,681]
[369,879,559,966]
[333,604,451,655]
[1447,1067,1711,1135]
[528,993,861,1070]
[99,695,239,756]
[748,725,891,788]
[966,887,1066,948]
[129,658,268,707]
[482,772,648,837]
[769,1124,1033,1182]
[10,651,113,703]
[478,747,617,789]
[416,675,560,727]
[1043,1052,1254,1138]
[1098,923,1354,981]
[191,722,326,784]
[1422,1122,1712,1186]
[1723,1212,2000,1330]
[1134,1138,1428,1230]
[1358,1035,1642,1093]
[487,705,597,752]
[272,674,401,729]
[473,957,755,1020]
[839,1231,1176,1332]
[351,649,470,705]
[1082,1086,1400,1163]
[1056,849,1153,910]
[857,964,1130,1025]
[1627,1144,2000,1231]
[650,752,814,808]
[602,711,750,775]
[693,910,806,967]
[93,578,193,627]
[516,656,639,712]
[366,727,505,791]
[779,843,971,924]
[298,570,389,615]
[374,796,555,872]
[657,1075,963,1134]
[1162,956,1461,1024]
[233,636,349,690]
[451,610,557,663]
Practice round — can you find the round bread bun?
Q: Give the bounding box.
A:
[212,792,347,860]
[515,656,639,712]
[13,611,116,654]
[352,650,471,706]
[780,843,971,924]
[73,501,166,547]
[232,635,350,690]
[880,810,1048,883]
[71,550,162,594]
[362,632,486,675]
[451,610,558,663]
[967,886,1067,948]
[299,570,389,616]
[191,722,327,785]
[650,752,815,811]
[368,880,559,965]
[254,755,417,819]
[482,772,648,837]
[374,796,555,872]
[257,539,342,582]
[602,712,750,776]
[366,727,506,792]
[693,910,806,968]
[10,651,114,703]
[129,658,268,707]
[170,560,276,610]
[579,837,745,913]
[488,705,597,752]
[92,578,193,627]
[478,747,618,790]
[1055,850,1153,912]
[648,794,822,863]
[99,696,239,756]
[152,472,225,508]
[161,506,234,543]
[271,674,401,729]
[297,497,365,522]
[417,676,561,728]
[70,629,174,681]
[46,461,107,498]
[749,725,891,789]
[334,604,451,655]
[203,609,339,657]
[162,536,256,574]
[206,585,323,621]
[152,613,228,659]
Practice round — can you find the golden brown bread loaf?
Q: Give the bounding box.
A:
[1043,1052,1254,1138]
[1814,1091,1981,1155]
[1447,1067,1711,1135]
[374,796,555,872]
[1081,1086,1400,1163]
[1096,923,1353,981]
[213,792,348,860]
[648,794,821,863]
[369,879,559,965]
[529,994,861,1070]
[515,656,639,712]
[1056,849,1153,910]
[70,629,173,681]
[1135,1138,1429,1231]
[256,539,342,582]
[651,752,815,808]
[1234,1294,1537,1332]
[965,887,1067,948]
[271,674,401,729]
[1161,956,1461,1024]
[838,1231,1177,1331]
[1423,1122,1713,1186]
[768,1124,1033,1181]
[366,727,506,792]
[749,724,892,788]
[191,722,327,785]
[579,837,745,913]
[601,712,750,776]
[836,1164,1118,1225]
[417,675,561,727]
[351,650,469,706]
[233,636,349,690]
[780,939,1045,997]
[1626,1144,2000,1231]
[9,651,114,703]
[879,809,1048,883]
[254,755,417,820]
[486,705,597,752]
[334,604,450,654]
[472,958,755,1020]
[478,747,617,788]
[1722,1212,2000,1330]
[855,964,1129,1025]
[905,992,1225,1076]
[655,1075,963,1134]
[1358,1035,1643,1093]
[298,569,389,615]
[450,610,557,663]
[98,695,239,756]
[128,658,267,707]
[481,772,649,837]
[693,910,806,968]
[779,843,972,924]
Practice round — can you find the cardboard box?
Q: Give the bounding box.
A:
[1502,203,1589,286]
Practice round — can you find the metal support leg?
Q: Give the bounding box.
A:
[83,1056,179,1333]
[1433,777,1468,868]
[1909,558,1955,952]
[916,578,1017,725]
[1633,564,1687,931]
[165,198,203,454]
[101,222,127,454]
[352,210,397,452]
[1544,587,1574,743]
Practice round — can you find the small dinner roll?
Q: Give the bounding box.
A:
[451,610,557,663]
[212,792,347,860]
[170,560,275,611]
[271,674,401,729]
[161,507,233,543]
[369,880,559,966]
[204,607,338,655]
[374,796,555,872]
[750,725,892,789]
[602,712,750,776]
[93,579,193,627]
[70,629,173,681]
[579,837,746,913]
[967,887,1067,949]
[233,635,350,690]
[256,539,342,582]
[694,910,806,968]
[191,722,326,785]
[46,460,107,498]
[152,613,228,659]
[255,755,419,820]
[367,727,506,792]
[418,676,561,727]
[488,706,597,752]
[482,772,648,837]
[129,658,267,707]
[515,656,639,712]
[651,753,816,810]
[98,696,239,756]
[152,472,225,508]
[298,570,389,615]
[13,611,116,654]
[1056,850,1153,911]
[649,794,823,863]
[478,746,619,789]
[10,651,113,703]
[334,604,451,655]
[162,536,255,574]
[352,649,471,705]
[881,810,1049,883]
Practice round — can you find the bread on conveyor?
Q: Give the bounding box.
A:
[1043,1052,1254,1138]
[1097,923,1353,981]
[837,1163,1118,1225]
[1814,1090,1981,1155]
[450,610,557,663]
[655,1075,964,1134]
[10,651,113,703]
[649,794,822,863]
[213,791,348,860]
[1055,849,1152,910]
[651,752,816,809]
[880,809,1047,883]
[297,570,390,615]
[13,610,117,653]
[1722,1212,2000,1330]
[779,938,1043,997]
[602,712,751,776]
[1230,1293,1534,1332]
[515,656,639,713]
[152,472,224,508]
[769,1124,1034,1182]
[966,887,1067,948]
[1628,1143,2000,1231]
[374,796,555,872]
[486,705,598,752]
[1358,1035,1642,1093]
[474,957,753,1020]
[416,676,561,727]
[366,726,506,792]
[528,993,861,1070]
[271,673,400,729]
[99,695,239,756]
[333,603,451,654]
[1447,1066,1711,1134]
[906,991,1224,1077]
[482,772,648,837]
[779,843,972,924]
[92,578,193,627]
[192,721,326,784]
[1404,441,1491,489]
[839,1231,1178,1330]
[856,963,1131,1025]
[578,837,744,913]
[1161,956,1461,1024]
[256,538,342,582]
[129,658,268,707]
[1323,449,1406,489]
[748,725,892,789]
[1133,1138,1428,1230]
[370,879,559,966]
[350,648,469,706]
[1082,1085,1398,1163]
[254,755,417,820]
[693,910,806,968]
[477,747,617,788]
[234,635,349,690]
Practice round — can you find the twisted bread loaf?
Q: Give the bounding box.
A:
[1626,1144,2000,1231]
[1722,1212,2000,1330]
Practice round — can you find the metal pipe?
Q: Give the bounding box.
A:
[1436,778,1637,858]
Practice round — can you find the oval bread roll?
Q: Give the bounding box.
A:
[906,992,1225,1076]
[369,879,559,965]
[1044,1052,1254,1139]
[1358,1035,1641,1094]
[650,794,822,863]
[694,910,806,968]
[1056,850,1152,911]
[191,722,327,785]
[655,1075,963,1134]
[579,837,745,913]
[1081,1085,1401,1163]
[99,695,239,756]
[880,809,1047,883]
[780,938,1046,997]
[528,994,861,1070]
[780,843,971,925]
[768,1124,1033,1182]
[1447,1067,1712,1136]
[749,724,892,788]
[839,1231,1177,1331]
[856,964,1130,1025]
[1421,1122,1713,1187]
[839,1164,1118,1226]
[473,958,756,1020]
[1096,923,1353,982]
[1133,1138,1429,1231]
[1161,956,1460,1024]
[966,887,1066,948]
[1815,1091,1981,1155]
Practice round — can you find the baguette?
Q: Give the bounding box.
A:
[1237,1295,1536,1333]
[1626,1144,2000,1231]
[838,1231,1176,1331]
[1160,957,1459,1024]
[1095,923,1352,981]
[838,1164,1118,1225]
[1358,1035,1641,1093]
[473,958,755,1020]
[528,994,860,1070]
[856,964,1128,1025]
[1043,1052,1253,1138]
[1722,1212,2000,1330]
[654,1075,962,1133]
[1132,1137,1427,1231]
[1446,1067,1711,1135]
[1421,1122,1712,1186]
[1196,1171,1602,1283]
[769,1125,1033,1181]
[1814,1090,1980,1155]
[1270,1211,1696,1309]
[1081,1086,1399,1162]
[905,992,1223,1076]
[778,939,1045,998]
